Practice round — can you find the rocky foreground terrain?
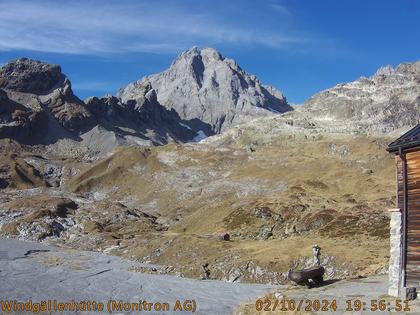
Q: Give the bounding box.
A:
[0,48,419,285]
[0,133,395,284]
[0,237,276,314]
[4,238,420,315]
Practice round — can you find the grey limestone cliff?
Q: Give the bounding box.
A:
[119,47,292,134]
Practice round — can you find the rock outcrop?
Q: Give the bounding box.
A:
[0,58,204,149]
[84,83,199,147]
[301,60,420,133]
[0,58,64,94]
[0,58,95,144]
[119,47,292,134]
[204,60,420,147]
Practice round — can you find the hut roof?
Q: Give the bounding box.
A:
[387,124,420,153]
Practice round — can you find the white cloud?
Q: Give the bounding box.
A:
[270,1,292,16]
[0,0,310,55]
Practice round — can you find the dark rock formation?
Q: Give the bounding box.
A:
[0,88,48,142]
[0,58,95,144]
[85,83,200,145]
[0,58,64,94]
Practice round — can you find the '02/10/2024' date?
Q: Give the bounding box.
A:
[255,298,411,312]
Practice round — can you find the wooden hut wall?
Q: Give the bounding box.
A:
[400,151,420,287]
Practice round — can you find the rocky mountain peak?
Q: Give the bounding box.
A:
[0,58,65,94]
[200,47,222,61]
[0,58,96,143]
[370,61,420,85]
[174,47,222,64]
[301,59,420,133]
[119,47,291,133]
[0,57,207,150]
[396,60,420,76]
[373,65,394,77]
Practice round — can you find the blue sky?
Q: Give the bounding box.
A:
[0,0,419,104]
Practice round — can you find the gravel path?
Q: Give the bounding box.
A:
[0,237,277,314]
